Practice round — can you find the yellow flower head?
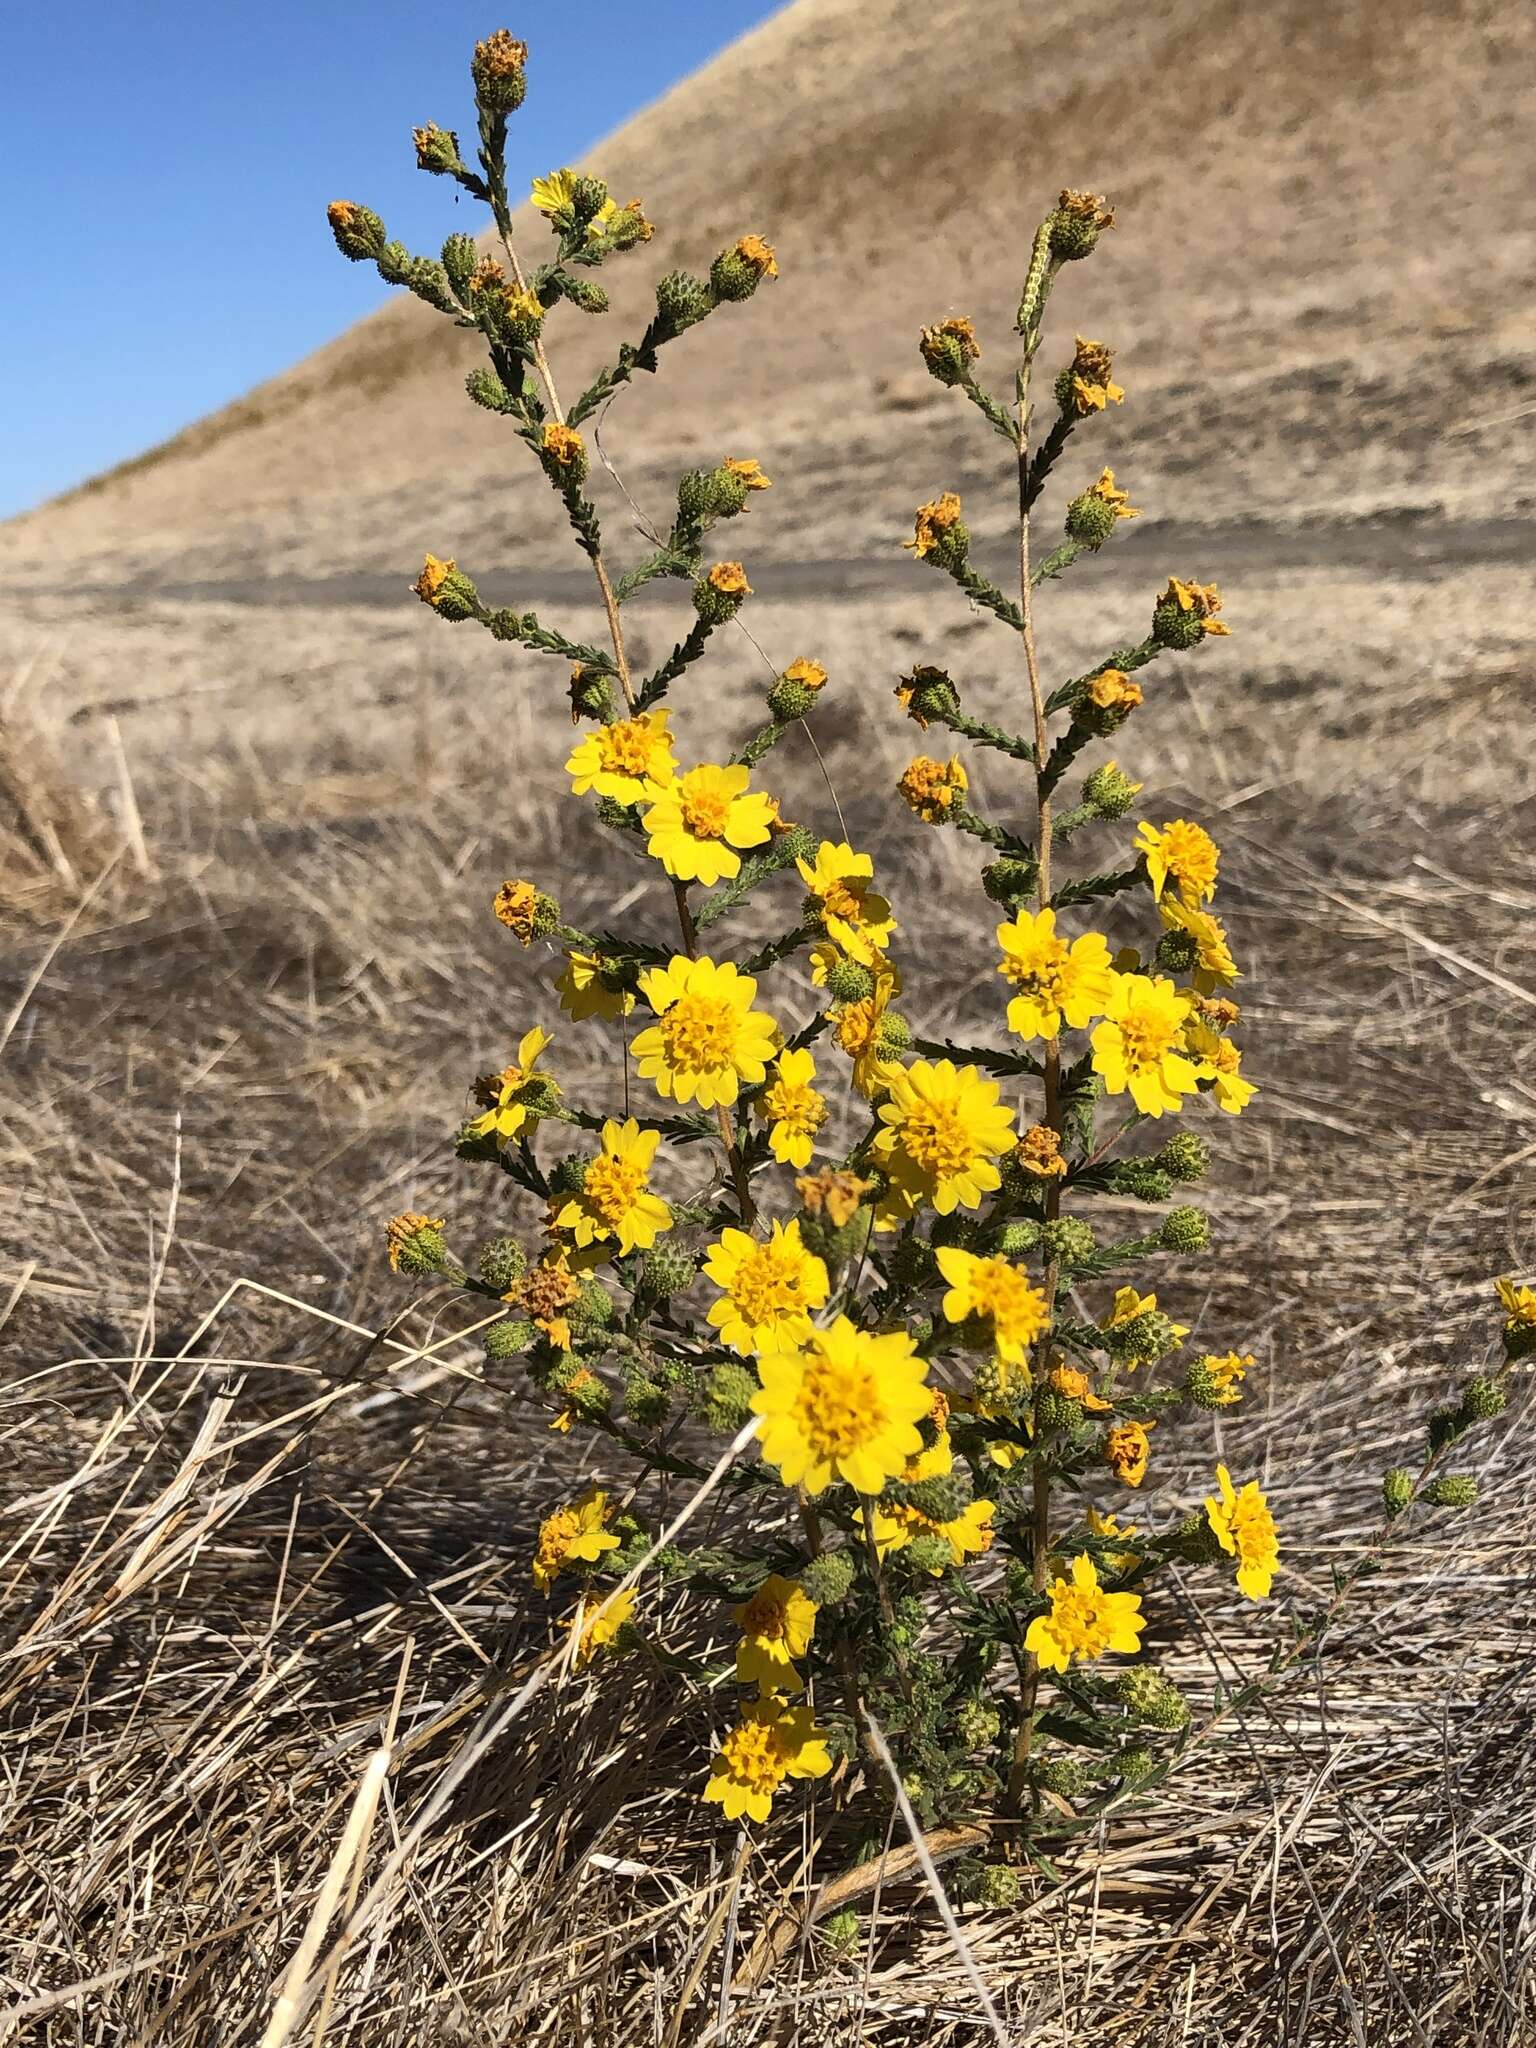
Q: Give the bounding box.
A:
[779,655,828,697]
[898,754,968,824]
[1136,818,1220,907]
[493,878,542,944]
[760,1046,827,1169]
[1017,1123,1067,1179]
[1100,1285,1189,1364]
[1088,668,1142,712]
[1163,576,1231,637]
[1205,1465,1279,1599]
[1082,466,1140,521]
[753,1315,932,1496]
[1185,1017,1258,1116]
[1050,1364,1112,1413]
[919,315,982,370]
[640,762,776,886]
[1196,1351,1254,1405]
[413,553,454,607]
[554,1118,672,1258]
[571,1585,635,1666]
[567,709,677,805]
[996,907,1115,1041]
[874,1059,1017,1216]
[532,1487,619,1595]
[796,1169,873,1230]
[796,840,896,963]
[511,1253,581,1351]
[1065,334,1124,415]
[1085,1504,1141,1573]
[734,234,779,279]
[704,1219,830,1358]
[904,492,965,558]
[557,948,634,1022]
[467,1026,560,1143]
[725,456,771,491]
[702,1694,829,1825]
[549,1365,600,1433]
[1025,1552,1143,1673]
[632,955,779,1109]
[386,1212,445,1273]
[936,1247,1049,1363]
[541,422,585,471]
[531,167,578,216]
[1105,1419,1154,1488]
[733,1573,818,1691]
[1160,896,1239,992]
[872,1496,996,1574]
[707,560,752,596]
[1496,1275,1536,1334]
[830,964,904,1100]
[1091,973,1201,1118]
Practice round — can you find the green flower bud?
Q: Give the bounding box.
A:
[471,29,528,114]
[412,123,463,176]
[1160,1204,1210,1253]
[561,274,609,314]
[376,239,412,287]
[767,658,828,722]
[800,1548,856,1608]
[441,232,479,295]
[639,1242,696,1299]
[326,201,386,262]
[569,175,611,227]
[697,1360,755,1433]
[1117,1745,1158,1787]
[874,1009,912,1057]
[955,1697,1002,1750]
[1427,1406,1466,1454]
[477,1235,527,1291]
[412,556,480,621]
[1183,1356,1231,1409]
[1156,1130,1209,1184]
[1114,1667,1190,1730]
[465,365,515,413]
[1154,927,1201,974]
[1106,1157,1174,1203]
[568,1275,614,1333]
[1382,1467,1415,1516]
[545,1154,586,1197]
[708,234,778,302]
[898,1471,971,1523]
[692,564,750,625]
[1171,1509,1224,1564]
[1460,1375,1507,1422]
[624,1366,669,1427]
[1036,1387,1080,1432]
[823,956,876,1004]
[903,1534,954,1577]
[1041,1216,1097,1269]
[1064,489,1121,548]
[1081,761,1142,819]
[981,855,1040,907]
[595,793,641,829]
[1424,1473,1478,1508]
[567,664,616,722]
[951,1858,1022,1907]
[1048,189,1115,261]
[1151,588,1209,651]
[900,665,961,724]
[1034,1755,1090,1797]
[484,1315,535,1360]
[1505,1315,1536,1364]
[991,1219,1043,1258]
[385,1213,452,1276]
[819,1907,861,1962]
[655,269,712,335]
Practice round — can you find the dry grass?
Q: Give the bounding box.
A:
[3,713,1533,2041]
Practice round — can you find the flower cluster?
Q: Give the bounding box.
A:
[337,32,1507,1880]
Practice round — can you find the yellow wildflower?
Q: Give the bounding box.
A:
[1160,896,1239,992]
[1086,1504,1141,1573]
[760,1047,827,1169]
[996,907,1115,1041]
[1195,1351,1254,1405]
[640,762,776,887]
[733,234,778,279]
[707,560,752,596]
[1025,1553,1144,1673]
[898,754,968,823]
[1049,1365,1111,1413]
[1162,576,1231,638]
[1088,668,1142,711]
[631,955,779,1109]
[936,1247,1049,1362]
[541,421,585,471]
[796,1169,873,1230]
[874,1059,1017,1216]
[467,1026,559,1143]
[1185,1017,1258,1115]
[702,1694,829,1825]
[1205,1465,1279,1598]
[530,167,578,215]
[872,1497,996,1574]
[703,1219,829,1358]
[1105,1419,1154,1488]
[572,1584,634,1666]
[493,878,542,944]
[554,1118,672,1258]
[796,841,896,963]
[752,1316,932,1497]
[903,491,965,558]
[1497,1276,1536,1336]
[532,1487,619,1594]
[567,709,676,804]
[1136,818,1220,907]
[1017,1124,1067,1178]
[1091,973,1201,1117]
[725,456,771,491]
[733,1574,818,1692]
[557,949,634,1022]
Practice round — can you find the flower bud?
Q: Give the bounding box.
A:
[1427,1405,1466,1453]
[981,854,1040,907]
[955,1697,1002,1749]
[471,29,528,114]
[465,365,514,413]
[624,1365,669,1427]
[640,1242,697,1299]
[1460,1374,1507,1422]
[709,234,778,302]
[1159,1204,1210,1253]
[561,274,609,314]
[972,1862,1023,1909]
[569,174,610,227]
[412,123,463,175]
[326,201,387,262]
[1034,1755,1090,1797]
[895,664,960,727]
[903,1534,955,1577]
[1155,926,1201,974]
[568,663,616,723]
[413,555,480,621]
[693,561,751,624]
[484,1314,535,1359]
[1382,1467,1414,1517]
[1114,1666,1190,1730]
[1036,1387,1080,1432]
[441,232,479,296]
[800,1548,856,1608]
[386,1211,450,1275]
[477,1235,527,1291]
[1048,189,1115,261]
[1117,1744,1158,1787]
[1423,1473,1478,1508]
[823,956,876,1004]
[568,1275,615,1333]
[1171,1509,1224,1563]
[1106,1157,1173,1203]
[873,1008,911,1057]
[1082,760,1143,818]
[1156,1131,1209,1183]
[696,1360,755,1433]
[655,269,712,334]
[918,316,982,386]
[1152,577,1230,650]
[991,1219,1043,1257]
[899,1471,971,1523]
[1041,1216,1097,1268]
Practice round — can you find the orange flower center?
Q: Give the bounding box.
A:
[739,1590,789,1642]
[719,1717,790,1795]
[659,992,738,1072]
[1116,1002,1181,1072]
[729,1239,816,1328]
[679,778,732,840]
[897,1102,975,1180]
[596,721,659,778]
[583,1154,646,1227]
[765,1078,823,1133]
[795,1351,885,1458]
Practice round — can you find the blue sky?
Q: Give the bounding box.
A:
[2,2,782,521]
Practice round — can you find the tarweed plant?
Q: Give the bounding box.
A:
[334,33,1525,1894]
